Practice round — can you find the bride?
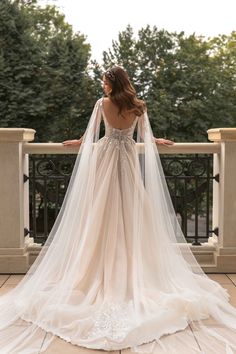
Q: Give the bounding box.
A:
[0,65,236,354]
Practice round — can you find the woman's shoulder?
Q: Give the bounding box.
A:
[99,97,115,110]
[93,97,105,110]
[95,96,108,106]
[96,97,104,104]
[101,97,111,105]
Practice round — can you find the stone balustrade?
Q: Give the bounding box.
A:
[0,128,236,273]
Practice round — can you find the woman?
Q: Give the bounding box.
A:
[63,67,173,148]
[0,66,236,354]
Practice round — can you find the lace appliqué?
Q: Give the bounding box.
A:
[103,132,136,149]
[86,301,134,341]
[101,133,136,179]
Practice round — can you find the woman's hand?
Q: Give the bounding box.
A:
[154,138,174,146]
[62,138,83,146]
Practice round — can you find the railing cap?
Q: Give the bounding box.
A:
[23,142,220,155]
[207,128,236,142]
[0,128,35,142]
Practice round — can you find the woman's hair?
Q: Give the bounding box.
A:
[103,66,146,117]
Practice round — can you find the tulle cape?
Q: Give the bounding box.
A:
[0,97,236,353]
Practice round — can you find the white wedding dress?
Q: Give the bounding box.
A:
[1,97,236,353]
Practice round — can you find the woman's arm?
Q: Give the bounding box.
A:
[154,137,174,146]
[62,98,102,146]
[139,111,174,146]
[62,135,83,146]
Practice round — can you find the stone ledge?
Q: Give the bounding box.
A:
[0,128,35,142]
[1,245,235,274]
[218,247,236,256]
[207,128,236,142]
[0,254,29,273]
[0,247,29,256]
[214,254,236,273]
[23,142,221,155]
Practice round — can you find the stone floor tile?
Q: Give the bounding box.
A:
[227,273,236,285]
[4,274,25,285]
[0,285,15,295]
[207,273,233,284]
[43,336,118,354]
[0,274,10,287]
[220,283,236,298]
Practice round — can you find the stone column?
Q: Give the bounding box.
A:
[208,128,236,272]
[0,128,35,273]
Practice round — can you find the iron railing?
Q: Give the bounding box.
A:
[25,152,218,245]
[161,154,218,245]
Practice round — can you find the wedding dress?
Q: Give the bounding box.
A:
[1,97,236,353]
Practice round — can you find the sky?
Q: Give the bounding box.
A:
[38,0,236,62]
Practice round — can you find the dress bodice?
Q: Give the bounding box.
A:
[100,98,138,141]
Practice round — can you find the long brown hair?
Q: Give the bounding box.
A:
[103,66,146,117]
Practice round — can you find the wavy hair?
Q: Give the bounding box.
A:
[103,66,146,117]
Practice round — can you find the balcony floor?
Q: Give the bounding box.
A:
[1,273,236,353]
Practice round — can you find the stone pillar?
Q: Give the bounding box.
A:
[208,128,236,272]
[0,128,35,273]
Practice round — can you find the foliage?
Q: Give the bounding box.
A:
[1,2,236,143]
[103,26,236,141]
[0,0,100,141]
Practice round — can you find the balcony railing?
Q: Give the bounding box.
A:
[1,128,236,273]
[25,151,218,246]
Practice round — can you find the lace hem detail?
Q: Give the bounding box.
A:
[86,301,134,341]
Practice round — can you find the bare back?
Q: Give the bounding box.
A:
[102,97,138,130]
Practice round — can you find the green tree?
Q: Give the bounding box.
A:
[0,0,100,141]
[0,0,43,128]
[103,25,138,83]
[103,25,236,142]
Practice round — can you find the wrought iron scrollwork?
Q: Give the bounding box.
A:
[161,154,215,245]
[27,153,216,246]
